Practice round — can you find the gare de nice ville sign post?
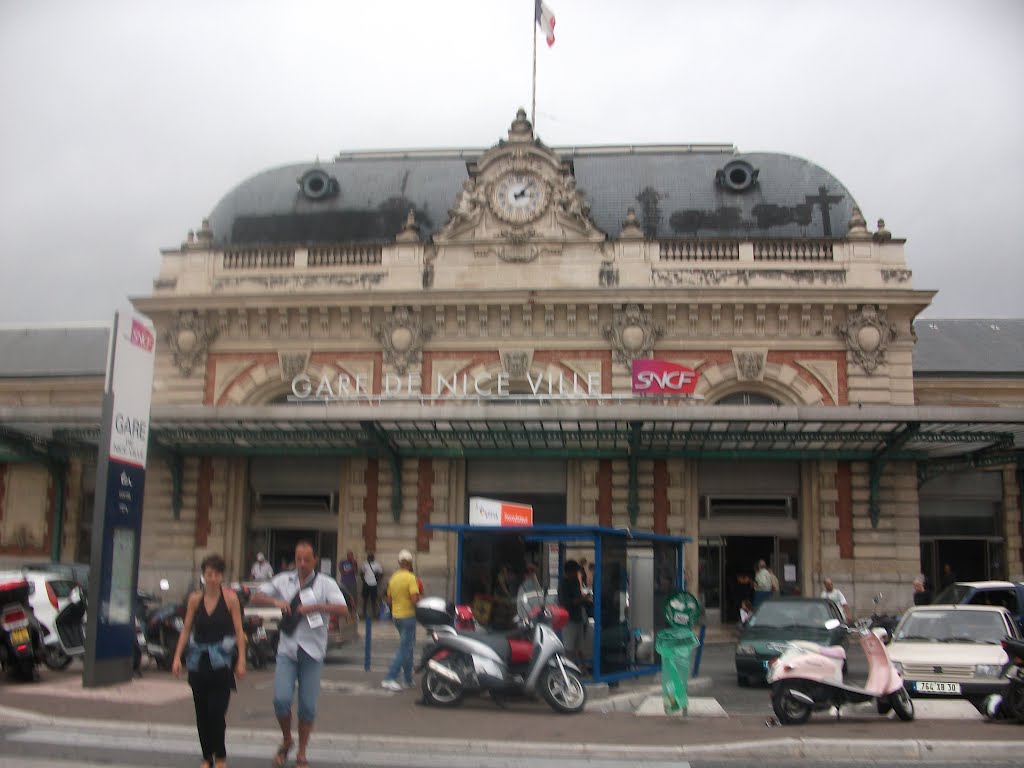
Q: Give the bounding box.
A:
[84,308,156,687]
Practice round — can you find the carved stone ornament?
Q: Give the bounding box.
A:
[837,305,897,374]
[500,350,533,379]
[278,350,310,382]
[376,306,432,375]
[604,304,664,366]
[166,310,218,377]
[733,350,767,381]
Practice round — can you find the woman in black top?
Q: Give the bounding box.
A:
[173,553,246,768]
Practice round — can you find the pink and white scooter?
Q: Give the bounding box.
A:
[766,618,914,724]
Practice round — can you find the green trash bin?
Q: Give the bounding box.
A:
[656,590,701,714]
[656,626,698,713]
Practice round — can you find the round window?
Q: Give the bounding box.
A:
[298,169,338,201]
[717,161,758,193]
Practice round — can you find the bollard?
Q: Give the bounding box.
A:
[691,623,706,677]
[363,613,372,672]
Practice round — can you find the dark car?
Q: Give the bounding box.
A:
[931,581,1024,634]
[734,597,848,686]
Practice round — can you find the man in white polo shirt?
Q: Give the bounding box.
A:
[252,540,348,768]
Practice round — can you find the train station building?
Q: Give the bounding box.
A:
[1,110,1022,623]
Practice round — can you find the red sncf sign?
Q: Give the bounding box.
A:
[631,359,699,395]
[130,319,155,352]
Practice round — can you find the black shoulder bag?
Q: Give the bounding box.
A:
[278,573,316,636]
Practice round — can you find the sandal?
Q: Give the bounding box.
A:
[272,742,293,768]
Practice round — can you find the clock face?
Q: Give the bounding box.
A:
[490,172,547,224]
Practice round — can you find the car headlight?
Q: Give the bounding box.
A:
[736,644,755,656]
[976,664,1003,678]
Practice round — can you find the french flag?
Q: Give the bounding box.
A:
[535,0,556,47]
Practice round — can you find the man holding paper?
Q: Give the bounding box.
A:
[253,540,348,768]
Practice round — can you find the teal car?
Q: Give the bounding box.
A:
[735,597,849,686]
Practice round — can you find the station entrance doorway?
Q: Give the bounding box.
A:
[699,533,800,625]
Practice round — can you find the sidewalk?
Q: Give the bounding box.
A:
[3,649,1023,762]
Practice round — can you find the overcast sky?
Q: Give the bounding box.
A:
[1,0,1021,323]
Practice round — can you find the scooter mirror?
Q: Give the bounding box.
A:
[824,618,841,630]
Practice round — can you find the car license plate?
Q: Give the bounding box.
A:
[11,627,30,645]
[915,681,961,694]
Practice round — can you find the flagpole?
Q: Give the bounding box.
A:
[531,2,537,129]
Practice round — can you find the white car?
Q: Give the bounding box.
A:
[887,604,1020,714]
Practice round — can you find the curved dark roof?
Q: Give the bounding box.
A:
[207,147,858,246]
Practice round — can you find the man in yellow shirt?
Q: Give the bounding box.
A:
[381,549,420,691]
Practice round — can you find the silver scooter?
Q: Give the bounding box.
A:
[415,591,587,714]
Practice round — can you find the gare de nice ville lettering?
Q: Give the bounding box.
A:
[290,370,604,401]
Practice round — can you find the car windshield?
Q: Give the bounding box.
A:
[932,583,973,604]
[748,601,832,628]
[895,610,1006,643]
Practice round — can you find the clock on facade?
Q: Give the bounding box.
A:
[490,172,548,224]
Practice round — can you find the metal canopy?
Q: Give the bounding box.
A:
[3,403,1020,531]
[1,403,1022,463]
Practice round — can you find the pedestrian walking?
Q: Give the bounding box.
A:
[381,549,420,691]
[753,559,773,608]
[361,553,384,619]
[250,552,274,581]
[338,550,358,595]
[558,560,591,670]
[172,553,247,768]
[820,577,852,622]
[251,541,348,768]
[912,574,933,606]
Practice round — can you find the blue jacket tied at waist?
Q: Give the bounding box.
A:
[185,635,237,672]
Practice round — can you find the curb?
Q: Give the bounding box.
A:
[586,676,711,713]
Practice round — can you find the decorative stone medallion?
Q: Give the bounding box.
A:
[278,350,310,382]
[733,350,767,381]
[376,306,432,375]
[500,350,533,379]
[166,310,218,377]
[604,304,664,366]
[837,305,897,374]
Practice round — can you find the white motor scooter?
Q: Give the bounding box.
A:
[767,618,914,724]
[415,590,587,714]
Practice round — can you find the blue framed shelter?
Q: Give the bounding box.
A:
[426,523,691,684]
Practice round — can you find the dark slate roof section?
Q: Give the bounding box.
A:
[0,326,110,378]
[913,319,1024,376]
[206,147,857,246]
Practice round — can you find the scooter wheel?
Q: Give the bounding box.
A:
[771,683,812,725]
[1004,681,1024,722]
[421,656,465,707]
[891,688,914,721]
[43,646,73,671]
[540,666,586,714]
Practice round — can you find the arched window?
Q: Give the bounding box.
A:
[714,391,780,406]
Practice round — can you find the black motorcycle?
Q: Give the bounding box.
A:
[143,602,186,671]
[992,637,1024,722]
[244,614,275,669]
[0,577,45,681]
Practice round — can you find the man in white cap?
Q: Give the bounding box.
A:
[381,549,420,691]
[251,552,274,581]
